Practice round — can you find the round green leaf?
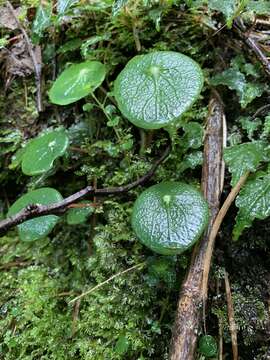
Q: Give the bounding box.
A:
[21,130,69,176]
[198,335,218,357]
[49,61,106,105]
[131,182,209,255]
[114,51,203,129]
[66,202,94,225]
[7,188,63,242]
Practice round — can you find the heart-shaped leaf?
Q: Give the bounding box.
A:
[132,182,209,255]
[114,51,203,129]
[7,188,63,241]
[21,130,69,176]
[49,61,106,105]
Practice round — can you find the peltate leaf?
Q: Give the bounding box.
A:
[7,188,63,241]
[49,61,106,105]
[132,182,209,255]
[233,172,270,240]
[224,141,267,186]
[114,51,203,129]
[21,130,69,176]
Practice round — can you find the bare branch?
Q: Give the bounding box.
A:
[6,1,43,111]
[0,143,171,236]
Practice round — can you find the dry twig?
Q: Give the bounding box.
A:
[234,18,270,77]
[69,262,145,304]
[6,1,43,111]
[0,143,171,236]
[170,95,225,360]
[224,270,238,360]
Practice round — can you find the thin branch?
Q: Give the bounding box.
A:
[7,1,43,112]
[224,270,238,360]
[233,18,270,77]
[0,143,171,236]
[69,262,145,304]
[201,172,249,302]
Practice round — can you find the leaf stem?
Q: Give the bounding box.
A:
[69,262,145,304]
[91,92,121,141]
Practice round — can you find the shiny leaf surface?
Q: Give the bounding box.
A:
[114,51,203,129]
[7,188,63,241]
[49,61,106,105]
[224,141,267,186]
[21,130,69,176]
[132,182,209,255]
[234,172,270,240]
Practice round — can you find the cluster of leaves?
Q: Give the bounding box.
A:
[1,0,270,359]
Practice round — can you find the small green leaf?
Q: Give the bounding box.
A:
[21,130,69,176]
[182,122,204,150]
[211,68,264,108]
[234,172,270,240]
[7,188,63,241]
[208,0,236,27]
[198,335,217,357]
[81,34,110,58]
[132,182,209,255]
[57,39,82,54]
[114,51,203,129]
[224,141,266,186]
[115,335,129,354]
[66,203,94,225]
[32,3,52,44]
[179,151,203,173]
[49,61,106,105]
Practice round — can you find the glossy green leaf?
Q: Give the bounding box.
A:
[211,68,264,108]
[7,188,63,241]
[21,130,69,176]
[132,182,209,255]
[224,141,266,186]
[32,3,52,43]
[49,61,106,105]
[114,51,203,129]
[198,335,217,357]
[66,203,94,225]
[234,172,270,240]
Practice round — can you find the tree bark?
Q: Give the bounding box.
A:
[170,94,225,360]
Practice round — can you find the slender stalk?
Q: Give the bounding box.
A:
[69,262,145,304]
